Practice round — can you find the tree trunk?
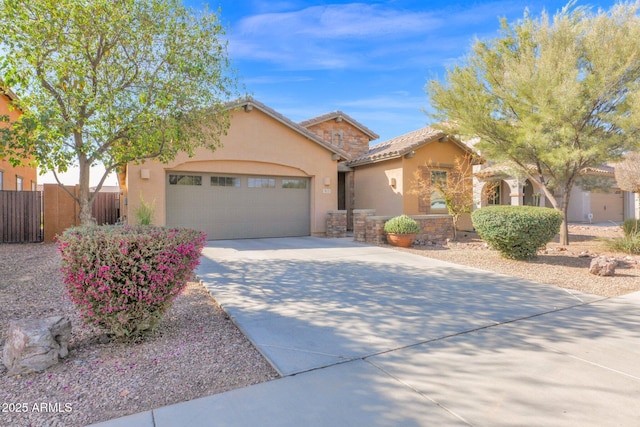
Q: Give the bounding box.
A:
[77,154,95,226]
[558,188,571,246]
[451,215,458,240]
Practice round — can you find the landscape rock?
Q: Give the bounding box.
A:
[589,256,617,277]
[3,316,72,376]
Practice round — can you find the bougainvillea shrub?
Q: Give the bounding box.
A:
[58,225,206,337]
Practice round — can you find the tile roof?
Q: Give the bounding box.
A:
[476,163,617,179]
[347,126,475,167]
[299,111,379,141]
[1,85,18,102]
[226,97,350,161]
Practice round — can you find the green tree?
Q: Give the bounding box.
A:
[427,2,640,245]
[0,0,236,224]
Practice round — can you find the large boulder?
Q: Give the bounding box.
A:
[589,256,617,277]
[3,316,71,376]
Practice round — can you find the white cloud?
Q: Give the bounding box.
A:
[227,1,532,72]
[237,3,441,39]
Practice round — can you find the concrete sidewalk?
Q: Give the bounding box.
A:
[92,237,640,426]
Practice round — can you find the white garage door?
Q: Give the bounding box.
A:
[166,173,310,240]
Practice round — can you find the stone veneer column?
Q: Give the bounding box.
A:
[353,209,376,242]
[326,210,347,238]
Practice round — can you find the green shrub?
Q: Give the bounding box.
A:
[384,214,421,234]
[58,225,206,338]
[622,219,640,237]
[471,206,563,260]
[606,233,640,255]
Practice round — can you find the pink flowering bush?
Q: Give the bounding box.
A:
[58,225,206,338]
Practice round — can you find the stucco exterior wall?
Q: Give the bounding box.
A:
[402,139,469,214]
[125,107,339,236]
[402,139,474,230]
[0,92,37,191]
[352,158,403,215]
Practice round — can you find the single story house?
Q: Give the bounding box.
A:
[123,98,379,239]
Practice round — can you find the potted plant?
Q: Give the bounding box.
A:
[384,214,421,247]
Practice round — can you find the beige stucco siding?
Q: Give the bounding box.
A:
[353,159,403,215]
[126,107,339,236]
[402,140,469,214]
[403,140,474,230]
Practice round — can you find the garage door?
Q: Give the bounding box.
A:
[166,173,310,239]
[590,190,624,223]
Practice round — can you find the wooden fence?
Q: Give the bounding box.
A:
[1,186,121,243]
[0,190,43,243]
[43,184,121,242]
[92,192,120,225]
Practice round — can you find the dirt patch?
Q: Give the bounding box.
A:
[394,224,640,297]
[0,243,278,427]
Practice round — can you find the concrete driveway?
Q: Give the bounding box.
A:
[94,237,640,426]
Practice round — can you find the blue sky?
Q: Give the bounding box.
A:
[42,0,618,185]
[202,0,618,142]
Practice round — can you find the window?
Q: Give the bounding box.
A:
[16,175,23,191]
[211,176,240,187]
[248,177,275,188]
[282,179,307,189]
[487,182,501,205]
[0,171,3,190]
[430,171,447,210]
[169,175,202,185]
[31,181,36,191]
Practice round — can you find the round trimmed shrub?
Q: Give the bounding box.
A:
[384,214,421,234]
[58,225,206,338]
[471,206,563,260]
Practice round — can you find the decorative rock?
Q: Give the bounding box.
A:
[3,316,71,376]
[589,256,617,277]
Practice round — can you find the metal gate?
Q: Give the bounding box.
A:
[0,190,43,243]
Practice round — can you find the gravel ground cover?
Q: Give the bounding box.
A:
[0,243,278,427]
[395,224,640,297]
[1,224,638,426]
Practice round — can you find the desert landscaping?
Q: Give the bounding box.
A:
[1,223,639,426]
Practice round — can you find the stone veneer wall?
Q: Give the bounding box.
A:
[351,209,453,245]
[326,210,347,238]
[353,209,376,241]
[305,121,371,158]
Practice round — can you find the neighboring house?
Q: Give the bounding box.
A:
[346,127,480,231]
[124,98,354,239]
[474,162,638,222]
[0,86,37,191]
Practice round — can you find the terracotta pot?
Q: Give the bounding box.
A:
[386,233,416,247]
